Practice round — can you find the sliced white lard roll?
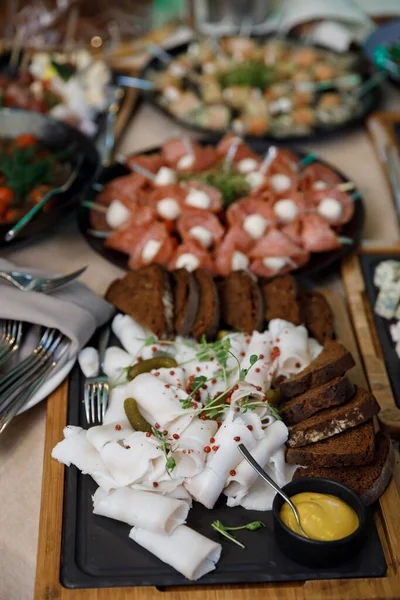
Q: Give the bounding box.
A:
[86,420,133,452]
[100,431,163,487]
[78,347,99,378]
[126,373,196,430]
[184,416,256,509]
[102,346,132,383]
[111,314,152,358]
[173,418,219,476]
[224,421,288,502]
[92,487,189,535]
[103,384,130,425]
[150,367,187,389]
[51,426,116,492]
[272,323,310,377]
[240,331,272,391]
[129,525,222,581]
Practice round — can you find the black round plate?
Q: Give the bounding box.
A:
[77,139,364,281]
[0,108,100,249]
[364,20,400,88]
[139,39,381,144]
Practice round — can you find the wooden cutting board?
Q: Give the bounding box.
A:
[34,290,400,600]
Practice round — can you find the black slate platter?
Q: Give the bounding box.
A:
[360,253,400,408]
[61,341,386,589]
[77,139,365,281]
[139,39,381,144]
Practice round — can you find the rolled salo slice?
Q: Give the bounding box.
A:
[78,347,99,378]
[129,525,222,581]
[92,487,189,534]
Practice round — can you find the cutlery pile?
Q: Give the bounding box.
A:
[0,324,70,434]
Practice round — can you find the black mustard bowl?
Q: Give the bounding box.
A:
[272,477,367,568]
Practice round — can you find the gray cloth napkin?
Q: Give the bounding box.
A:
[0,259,115,359]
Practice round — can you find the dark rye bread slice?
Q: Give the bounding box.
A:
[219,271,264,333]
[280,340,355,400]
[191,269,220,340]
[172,269,199,337]
[287,387,380,448]
[279,376,354,426]
[293,433,393,506]
[105,264,174,339]
[286,420,375,467]
[262,275,302,325]
[300,289,335,344]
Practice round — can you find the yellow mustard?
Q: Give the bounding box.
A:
[279,492,359,541]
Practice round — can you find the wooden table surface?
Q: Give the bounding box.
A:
[1,87,400,600]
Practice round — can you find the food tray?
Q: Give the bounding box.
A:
[77,139,365,280]
[342,246,400,413]
[34,290,400,599]
[140,40,381,144]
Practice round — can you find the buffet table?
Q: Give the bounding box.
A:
[1,91,400,600]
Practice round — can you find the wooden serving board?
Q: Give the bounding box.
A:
[34,291,400,600]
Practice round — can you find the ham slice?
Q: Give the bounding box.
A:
[177,211,224,247]
[183,181,223,213]
[127,222,177,268]
[169,239,215,273]
[300,163,342,192]
[249,229,309,277]
[126,153,165,174]
[227,197,276,233]
[214,226,254,276]
[216,133,259,162]
[162,137,200,165]
[300,214,341,252]
[305,188,354,226]
[249,229,305,259]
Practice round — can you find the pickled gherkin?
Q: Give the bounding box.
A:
[127,357,178,381]
[124,397,152,432]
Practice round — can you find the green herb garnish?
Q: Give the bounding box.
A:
[211,519,265,548]
[219,62,275,89]
[151,427,176,474]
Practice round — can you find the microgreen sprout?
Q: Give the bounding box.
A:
[211,520,265,548]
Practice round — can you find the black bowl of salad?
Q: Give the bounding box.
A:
[0,108,100,248]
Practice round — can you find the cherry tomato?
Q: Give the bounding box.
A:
[30,185,53,209]
[15,134,38,148]
[0,186,14,205]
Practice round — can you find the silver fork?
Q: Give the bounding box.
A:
[0,266,87,293]
[0,320,23,369]
[84,326,111,424]
[0,334,70,434]
[0,328,61,413]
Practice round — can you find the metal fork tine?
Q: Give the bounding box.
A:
[84,385,91,423]
[90,386,96,424]
[40,267,87,293]
[97,383,102,422]
[102,385,109,420]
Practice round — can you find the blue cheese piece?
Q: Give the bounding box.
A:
[374,260,400,288]
[374,283,400,319]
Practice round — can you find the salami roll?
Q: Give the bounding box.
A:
[214,226,254,276]
[126,152,165,174]
[129,525,222,581]
[227,197,276,239]
[183,181,223,213]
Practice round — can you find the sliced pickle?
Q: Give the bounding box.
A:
[127,357,178,381]
[266,388,282,407]
[124,397,152,432]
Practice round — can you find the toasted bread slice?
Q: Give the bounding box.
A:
[286,420,375,467]
[262,275,302,325]
[280,340,355,400]
[172,269,200,337]
[293,433,393,505]
[105,264,173,339]
[279,376,354,426]
[219,271,264,333]
[192,269,220,340]
[287,387,380,448]
[300,289,335,344]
